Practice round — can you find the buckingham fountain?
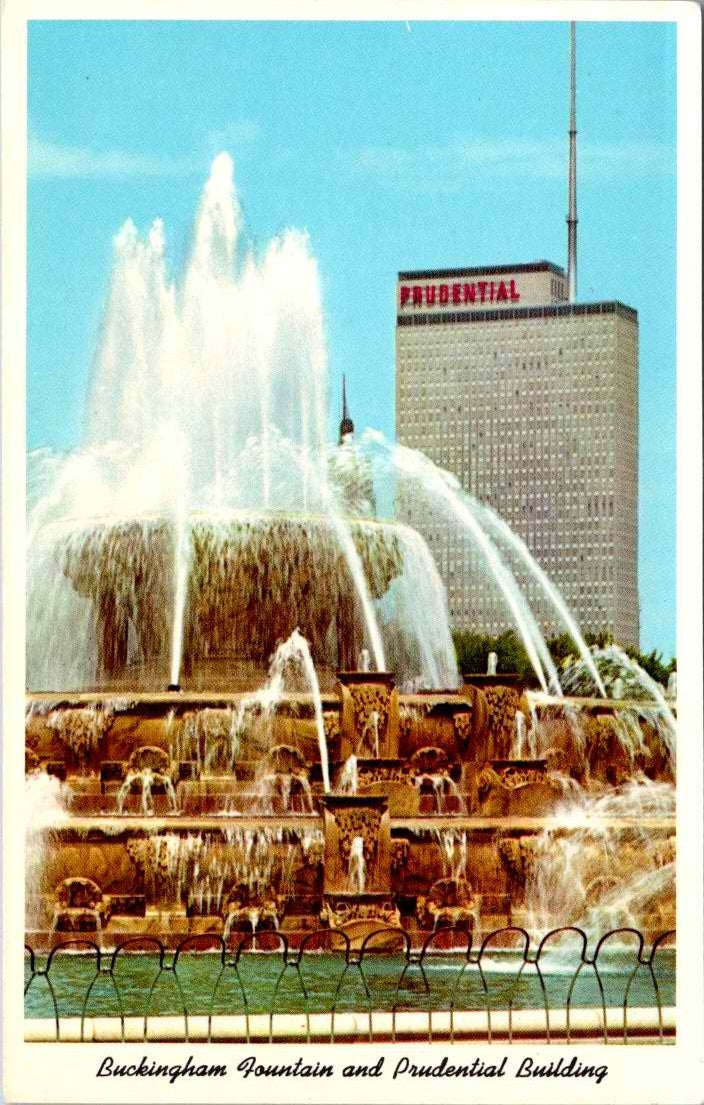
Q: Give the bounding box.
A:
[25,154,675,954]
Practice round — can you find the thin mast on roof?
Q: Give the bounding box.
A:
[567,20,578,303]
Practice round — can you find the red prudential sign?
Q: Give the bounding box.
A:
[399,278,521,309]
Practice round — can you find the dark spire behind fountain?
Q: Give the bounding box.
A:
[338,374,354,444]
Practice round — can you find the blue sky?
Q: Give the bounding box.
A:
[27,19,677,657]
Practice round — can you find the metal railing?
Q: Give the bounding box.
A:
[24,925,676,1044]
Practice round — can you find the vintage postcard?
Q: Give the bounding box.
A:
[2,1,702,1103]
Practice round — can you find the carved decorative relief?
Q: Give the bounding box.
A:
[483,686,521,760]
[518,835,540,881]
[335,806,382,870]
[452,708,473,749]
[53,876,110,932]
[492,762,547,789]
[349,683,390,750]
[127,745,173,776]
[357,763,407,787]
[323,711,341,745]
[417,876,478,929]
[497,838,525,888]
[321,896,400,928]
[390,839,409,874]
[407,745,449,776]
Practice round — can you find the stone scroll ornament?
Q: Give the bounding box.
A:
[321,897,399,926]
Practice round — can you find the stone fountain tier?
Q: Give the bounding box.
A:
[51,512,407,686]
[26,692,339,773]
[25,685,491,784]
[27,815,327,947]
[27,814,676,949]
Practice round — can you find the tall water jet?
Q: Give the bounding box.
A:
[267,629,330,794]
[27,154,458,693]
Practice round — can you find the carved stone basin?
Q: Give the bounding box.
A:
[320,892,401,946]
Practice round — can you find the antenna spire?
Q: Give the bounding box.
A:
[567,20,578,303]
[339,374,354,443]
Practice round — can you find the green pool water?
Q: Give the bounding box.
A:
[24,948,675,1020]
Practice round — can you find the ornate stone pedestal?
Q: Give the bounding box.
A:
[321,794,399,942]
[336,672,400,761]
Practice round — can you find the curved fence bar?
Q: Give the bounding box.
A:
[24,925,676,1044]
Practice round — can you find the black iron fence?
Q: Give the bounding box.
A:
[24,926,676,1044]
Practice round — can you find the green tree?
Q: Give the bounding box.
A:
[453,628,675,689]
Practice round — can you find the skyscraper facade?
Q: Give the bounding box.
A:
[394,261,639,647]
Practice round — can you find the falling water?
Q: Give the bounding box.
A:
[338,755,358,795]
[25,771,69,929]
[266,629,330,793]
[278,434,387,673]
[561,645,677,765]
[366,711,380,759]
[524,780,675,939]
[433,828,468,880]
[116,769,179,815]
[169,477,191,688]
[347,836,366,894]
[513,710,527,759]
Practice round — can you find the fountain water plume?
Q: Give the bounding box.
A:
[266,629,330,793]
[524,779,675,940]
[25,771,69,929]
[274,431,387,673]
[25,154,468,693]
